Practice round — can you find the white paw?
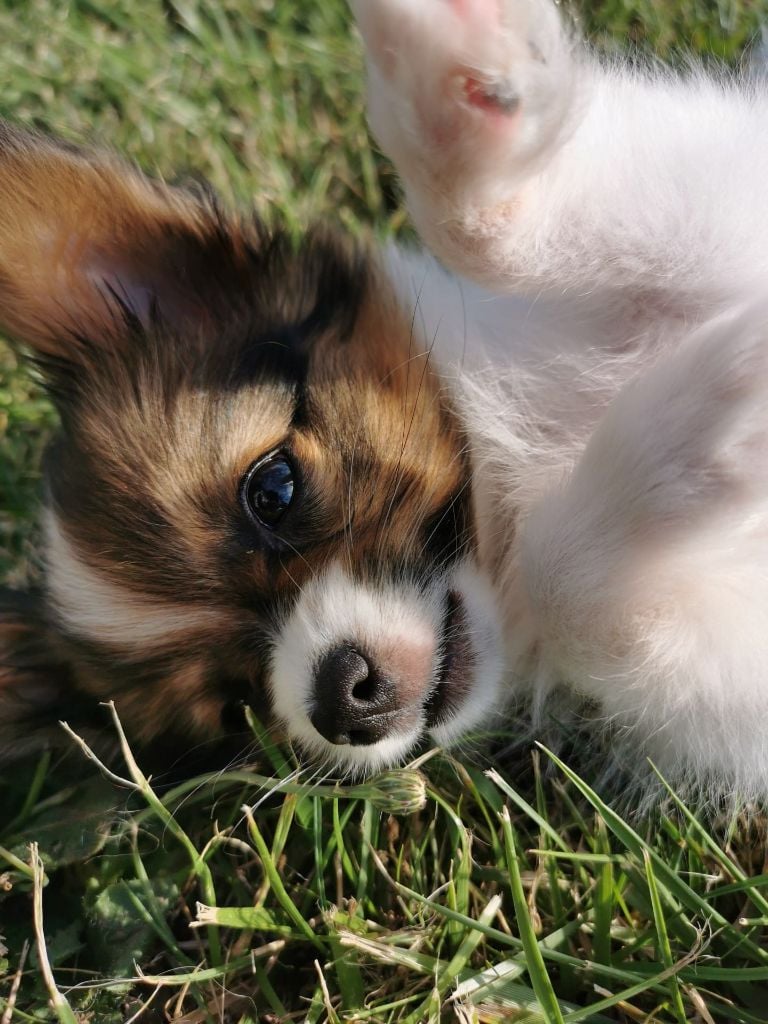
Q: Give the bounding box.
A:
[570,304,768,536]
[352,0,577,187]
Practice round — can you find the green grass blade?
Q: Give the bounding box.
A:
[643,849,689,1024]
[538,745,768,962]
[499,807,567,1024]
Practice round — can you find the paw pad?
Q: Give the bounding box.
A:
[462,75,520,115]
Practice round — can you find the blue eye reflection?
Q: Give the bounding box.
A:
[242,454,296,529]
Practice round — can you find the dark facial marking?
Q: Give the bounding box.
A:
[423,485,473,567]
[232,325,310,398]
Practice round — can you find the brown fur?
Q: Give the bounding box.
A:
[0,120,473,764]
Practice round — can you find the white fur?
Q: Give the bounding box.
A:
[45,512,228,649]
[352,0,768,799]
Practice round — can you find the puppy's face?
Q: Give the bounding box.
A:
[0,122,503,773]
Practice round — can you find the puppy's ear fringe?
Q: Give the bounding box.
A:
[0,587,85,761]
[0,590,252,774]
[0,119,253,362]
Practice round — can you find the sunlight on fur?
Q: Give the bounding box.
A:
[1,0,768,806]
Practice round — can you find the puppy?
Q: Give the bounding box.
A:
[1,0,767,801]
[0,121,503,773]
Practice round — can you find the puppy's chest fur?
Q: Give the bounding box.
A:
[387,249,678,556]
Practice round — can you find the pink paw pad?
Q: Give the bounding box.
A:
[449,0,500,24]
[444,1,518,118]
[462,75,520,116]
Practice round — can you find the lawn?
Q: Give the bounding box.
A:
[2,1,768,1021]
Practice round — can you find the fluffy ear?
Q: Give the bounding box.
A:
[0,120,250,360]
[0,588,79,759]
[0,590,251,774]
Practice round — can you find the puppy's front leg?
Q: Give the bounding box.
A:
[514,305,768,794]
[354,0,768,314]
[353,0,579,289]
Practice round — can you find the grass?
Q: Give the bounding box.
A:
[1,0,768,1020]
[3,720,768,1022]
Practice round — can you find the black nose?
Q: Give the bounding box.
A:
[310,644,399,746]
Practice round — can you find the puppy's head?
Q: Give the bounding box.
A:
[0,122,503,774]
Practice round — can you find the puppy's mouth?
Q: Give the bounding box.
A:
[424,590,475,729]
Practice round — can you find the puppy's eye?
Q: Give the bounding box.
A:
[241,454,296,529]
